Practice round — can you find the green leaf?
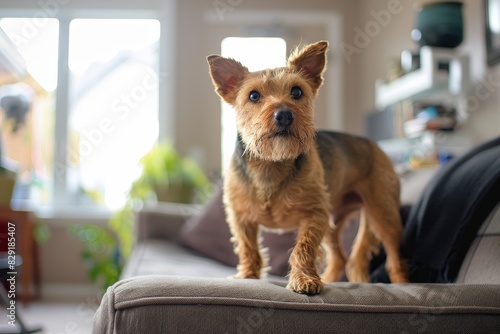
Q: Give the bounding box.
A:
[34,223,51,244]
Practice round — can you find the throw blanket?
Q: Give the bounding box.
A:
[372,136,500,283]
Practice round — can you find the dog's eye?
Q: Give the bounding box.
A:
[291,86,302,99]
[248,90,261,103]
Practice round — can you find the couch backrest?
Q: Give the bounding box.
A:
[457,203,500,284]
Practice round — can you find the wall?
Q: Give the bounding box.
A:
[353,0,500,145]
[37,217,104,293]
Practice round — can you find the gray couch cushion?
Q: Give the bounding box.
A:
[93,275,500,334]
[458,203,500,284]
[121,240,237,278]
[459,236,500,284]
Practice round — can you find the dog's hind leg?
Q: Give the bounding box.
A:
[346,209,380,282]
[322,214,350,282]
[363,195,408,283]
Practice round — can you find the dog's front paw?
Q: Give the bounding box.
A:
[287,274,323,295]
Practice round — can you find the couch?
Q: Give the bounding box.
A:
[93,138,500,333]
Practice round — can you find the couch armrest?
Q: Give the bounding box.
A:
[135,202,202,242]
[92,276,500,334]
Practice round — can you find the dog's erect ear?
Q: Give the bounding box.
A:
[207,55,248,104]
[287,41,328,93]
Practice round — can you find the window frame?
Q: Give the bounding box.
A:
[0,7,176,217]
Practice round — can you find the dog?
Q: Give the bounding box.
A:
[207,40,408,295]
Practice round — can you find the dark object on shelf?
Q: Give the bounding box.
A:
[412,1,464,48]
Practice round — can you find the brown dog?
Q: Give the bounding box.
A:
[207,41,408,295]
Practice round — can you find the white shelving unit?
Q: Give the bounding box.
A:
[375,46,470,122]
[374,47,471,165]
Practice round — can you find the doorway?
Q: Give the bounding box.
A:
[205,10,344,172]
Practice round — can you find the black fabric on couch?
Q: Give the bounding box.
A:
[373,136,500,283]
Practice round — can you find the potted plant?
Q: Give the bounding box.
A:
[104,142,212,283]
[75,143,211,288]
[69,224,122,290]
[130,142,211,204]
[0,88,32,206]
[74,143,211,289]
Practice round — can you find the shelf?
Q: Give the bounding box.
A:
[373,47,471,166]
[375,46,469,113]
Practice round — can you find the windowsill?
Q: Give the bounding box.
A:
[10,199,112,220]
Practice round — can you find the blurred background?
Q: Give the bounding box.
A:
[0,0,498,332]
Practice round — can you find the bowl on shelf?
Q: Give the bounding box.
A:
[411,1,464,49]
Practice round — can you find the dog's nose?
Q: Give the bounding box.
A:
[274,110,294,127]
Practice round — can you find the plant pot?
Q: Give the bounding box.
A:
[0,169,16,206]
[153,182,194,204]
[412,1,464,49]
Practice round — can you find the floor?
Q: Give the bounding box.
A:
[1,298,96,334]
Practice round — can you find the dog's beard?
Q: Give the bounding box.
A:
[244,129,314,161]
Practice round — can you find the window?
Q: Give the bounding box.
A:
[0,16,162,211]
[0,18,59,205]
[220,37,286,173]
[68,19,160,209]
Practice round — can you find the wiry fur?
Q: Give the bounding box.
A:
[207,41,408,295]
